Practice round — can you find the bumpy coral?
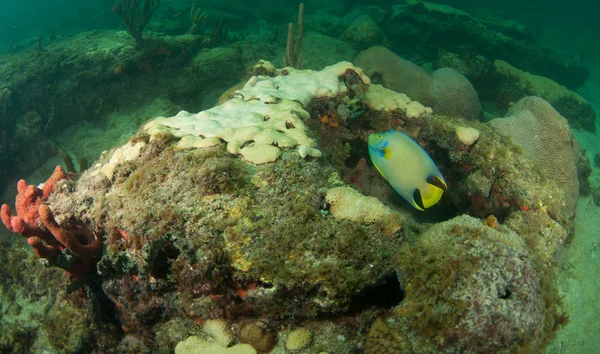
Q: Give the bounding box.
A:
[202,319,234,347]
[365,318,413,354]
[355,46,434,106]
[490,96,579,218]
[285,327,314,350]
[391,215,562,353]
[325,186,391,223]
[355,47,482,121]
[432,67,482,120]
[363,84,432,118]
[175,336,257,354]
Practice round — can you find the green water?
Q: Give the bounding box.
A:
[0,1,598,353]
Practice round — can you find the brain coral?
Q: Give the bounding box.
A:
[489,96,579,217]
[354,46,434,106]
[432,67,482,120]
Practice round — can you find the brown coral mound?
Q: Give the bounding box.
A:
[432,67,482,121]
[391,215,561,353]
[355,47,484,121]
[341,15,386,49]
[489,96,579,217]
[354,46,434,106]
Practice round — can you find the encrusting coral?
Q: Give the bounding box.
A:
[137,60,370,166]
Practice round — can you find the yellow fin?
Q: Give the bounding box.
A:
[410,193,425,211]
[420,183,445,209]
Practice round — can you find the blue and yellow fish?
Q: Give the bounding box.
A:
[368,130,447,210]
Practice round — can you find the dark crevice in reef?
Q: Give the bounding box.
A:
[147,242,181,279]
[345,274,404,314]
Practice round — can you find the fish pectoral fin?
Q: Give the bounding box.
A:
[420,183,445,209]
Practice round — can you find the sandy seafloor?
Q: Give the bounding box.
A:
[548,63,600,354]
[0,60,599,353]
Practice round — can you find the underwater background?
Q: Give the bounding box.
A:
[0,0,599,353]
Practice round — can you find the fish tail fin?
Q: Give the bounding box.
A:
[420,183,445,209]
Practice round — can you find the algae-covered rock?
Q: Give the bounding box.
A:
[382,0,588,89]
[484,60,596,132]
[387,215,563,353]
[341,15,386,49]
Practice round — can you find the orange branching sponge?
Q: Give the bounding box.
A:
[1,166,67,238]
[1,166,103,279]
[38,204,103,272]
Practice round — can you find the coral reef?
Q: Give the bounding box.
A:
[0,30,241,194]
[0,61,573,352]
[484,60,596,132]
[0,0,589,349]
